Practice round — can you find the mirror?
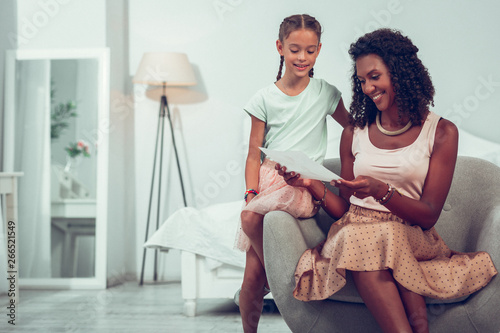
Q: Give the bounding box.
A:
[3,49,109,288]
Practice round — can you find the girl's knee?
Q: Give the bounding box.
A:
[241,210,261,221]
[241,211,264,237]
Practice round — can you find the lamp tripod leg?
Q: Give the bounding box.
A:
[139,93,188,285]
[165,96,187,207]
[139,97,165,286]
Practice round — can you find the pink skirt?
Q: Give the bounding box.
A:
[234,159,319,252]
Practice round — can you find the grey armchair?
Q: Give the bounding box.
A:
[263,156,500,333]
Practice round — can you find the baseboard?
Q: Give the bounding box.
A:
[107,272,136,288]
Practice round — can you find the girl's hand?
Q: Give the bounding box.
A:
[276,163,313,188]
[336,176,387,200]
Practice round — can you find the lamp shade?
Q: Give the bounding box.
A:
[133,52,196,86]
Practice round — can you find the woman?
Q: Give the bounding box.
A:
[278,28,497,333]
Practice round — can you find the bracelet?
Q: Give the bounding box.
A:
[380,187,396,205]
[244,189,259,202]
[312,183,327,207]
[376,184,394,204]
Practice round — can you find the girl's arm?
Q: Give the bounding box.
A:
[331,98,350,128]
[244,115,266,203]
[276,169,349,219]
[338,119,459,229]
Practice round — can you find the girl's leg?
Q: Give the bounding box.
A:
[240,246,267,333]
[397,283,429,333]
[352,270,413,333]
[239,211,268,332]
[241,210,266,268]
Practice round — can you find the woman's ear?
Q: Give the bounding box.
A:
[317,42,322,55]
[276,39,284,56]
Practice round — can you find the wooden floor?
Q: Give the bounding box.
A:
[0,281,291,332]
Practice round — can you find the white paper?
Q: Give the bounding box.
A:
[260,147,340,182]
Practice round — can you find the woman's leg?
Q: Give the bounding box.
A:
[240,246,267,333]
[397,283,429,333]
[352,270,413,333]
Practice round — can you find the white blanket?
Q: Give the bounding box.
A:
[144,200,246,269]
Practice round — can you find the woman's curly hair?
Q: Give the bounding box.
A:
[348,28,435,128]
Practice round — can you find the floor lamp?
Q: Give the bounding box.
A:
[133,52,196,285]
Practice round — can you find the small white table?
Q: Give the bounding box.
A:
[51,199,96,277]
[0,172,23,306]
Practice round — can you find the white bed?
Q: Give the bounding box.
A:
[144,128,500,317]
[144,200,250,316]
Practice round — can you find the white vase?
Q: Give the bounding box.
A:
[64,155,82,173]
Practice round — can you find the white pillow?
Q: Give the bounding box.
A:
[458,128,500,167]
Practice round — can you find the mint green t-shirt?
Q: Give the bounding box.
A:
[244,78,341,163]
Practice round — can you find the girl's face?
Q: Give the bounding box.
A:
[355,54,397,113]
[277,28,321,80]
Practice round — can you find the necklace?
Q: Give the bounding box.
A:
[376,112,412,136]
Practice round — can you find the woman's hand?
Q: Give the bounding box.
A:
[336,176,388,200]
[276,163,313,188]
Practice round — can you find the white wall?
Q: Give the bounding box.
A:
[105,0,137,284]
[0,0,17,295]
[130,0,500,280]
[15,0,105,49]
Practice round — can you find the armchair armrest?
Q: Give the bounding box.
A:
[462,205,500,333]
[263,211,326,331]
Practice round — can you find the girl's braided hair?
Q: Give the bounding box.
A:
[276,14,322,82]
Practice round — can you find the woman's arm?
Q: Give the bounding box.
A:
[244,115,266,203]
[332,98,350,128]
[338,125,356,201]
[338,119,459,229]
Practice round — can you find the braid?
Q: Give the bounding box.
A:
[276,14,322,82]
[276,56,284,81]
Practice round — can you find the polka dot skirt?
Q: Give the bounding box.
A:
[293,205,498,301]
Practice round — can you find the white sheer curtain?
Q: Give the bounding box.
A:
[0,194,7,292]
[10,60,52,278]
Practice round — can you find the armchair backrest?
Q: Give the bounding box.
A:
[433,156,500,252]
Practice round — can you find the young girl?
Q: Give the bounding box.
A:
[234,14,350,333]
[280,28,498,333]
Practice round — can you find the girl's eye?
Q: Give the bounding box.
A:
[307,51,315,54]
[371,75,380,80]
[290,50,299,53]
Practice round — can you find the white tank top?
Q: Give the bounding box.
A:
[350,111,441,212]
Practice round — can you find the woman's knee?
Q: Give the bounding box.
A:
[352,270,395,290]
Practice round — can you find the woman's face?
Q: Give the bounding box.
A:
[277,28,321,80]
[355,54,397,113]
